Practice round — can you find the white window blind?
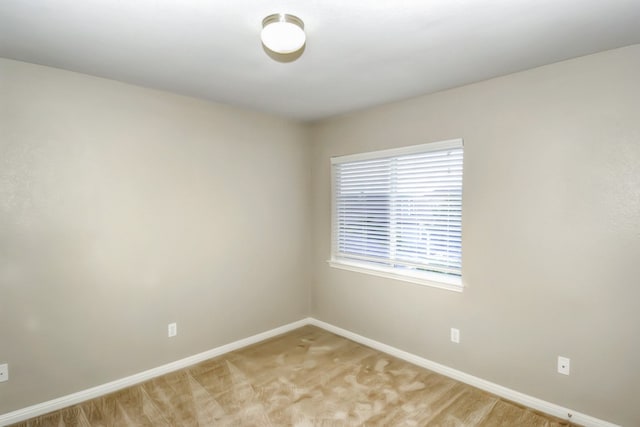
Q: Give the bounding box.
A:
[331,139,463,290]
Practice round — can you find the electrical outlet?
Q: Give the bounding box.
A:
[557,356,570,375]
[450,328,460,343]
[0,363,8,383]
[168,322,177,338]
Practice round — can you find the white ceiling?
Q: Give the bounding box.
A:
[1,0,639,121]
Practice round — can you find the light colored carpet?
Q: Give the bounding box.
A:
[11,325,578,426]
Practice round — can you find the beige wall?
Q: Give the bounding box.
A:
[2,45,639,425]
[0,58,311,413]
[310,45,640,426]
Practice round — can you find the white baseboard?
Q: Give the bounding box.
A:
[0,318,310,426]
[307,318,619,427]
[0,317,619,427]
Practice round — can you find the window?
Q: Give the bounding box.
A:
[330,139,464,291]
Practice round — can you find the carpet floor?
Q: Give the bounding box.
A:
[11,325,579,426]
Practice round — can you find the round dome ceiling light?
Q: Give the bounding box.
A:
[261,13,305,54]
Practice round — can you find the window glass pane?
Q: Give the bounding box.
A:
[332,140,463,284]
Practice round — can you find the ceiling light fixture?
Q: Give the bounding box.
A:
[261,13,305,54]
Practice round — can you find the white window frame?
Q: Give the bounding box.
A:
[329,139,464,292]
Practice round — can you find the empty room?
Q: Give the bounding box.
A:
[1,1,639,426]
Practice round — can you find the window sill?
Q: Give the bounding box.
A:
[327,259,463,293]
